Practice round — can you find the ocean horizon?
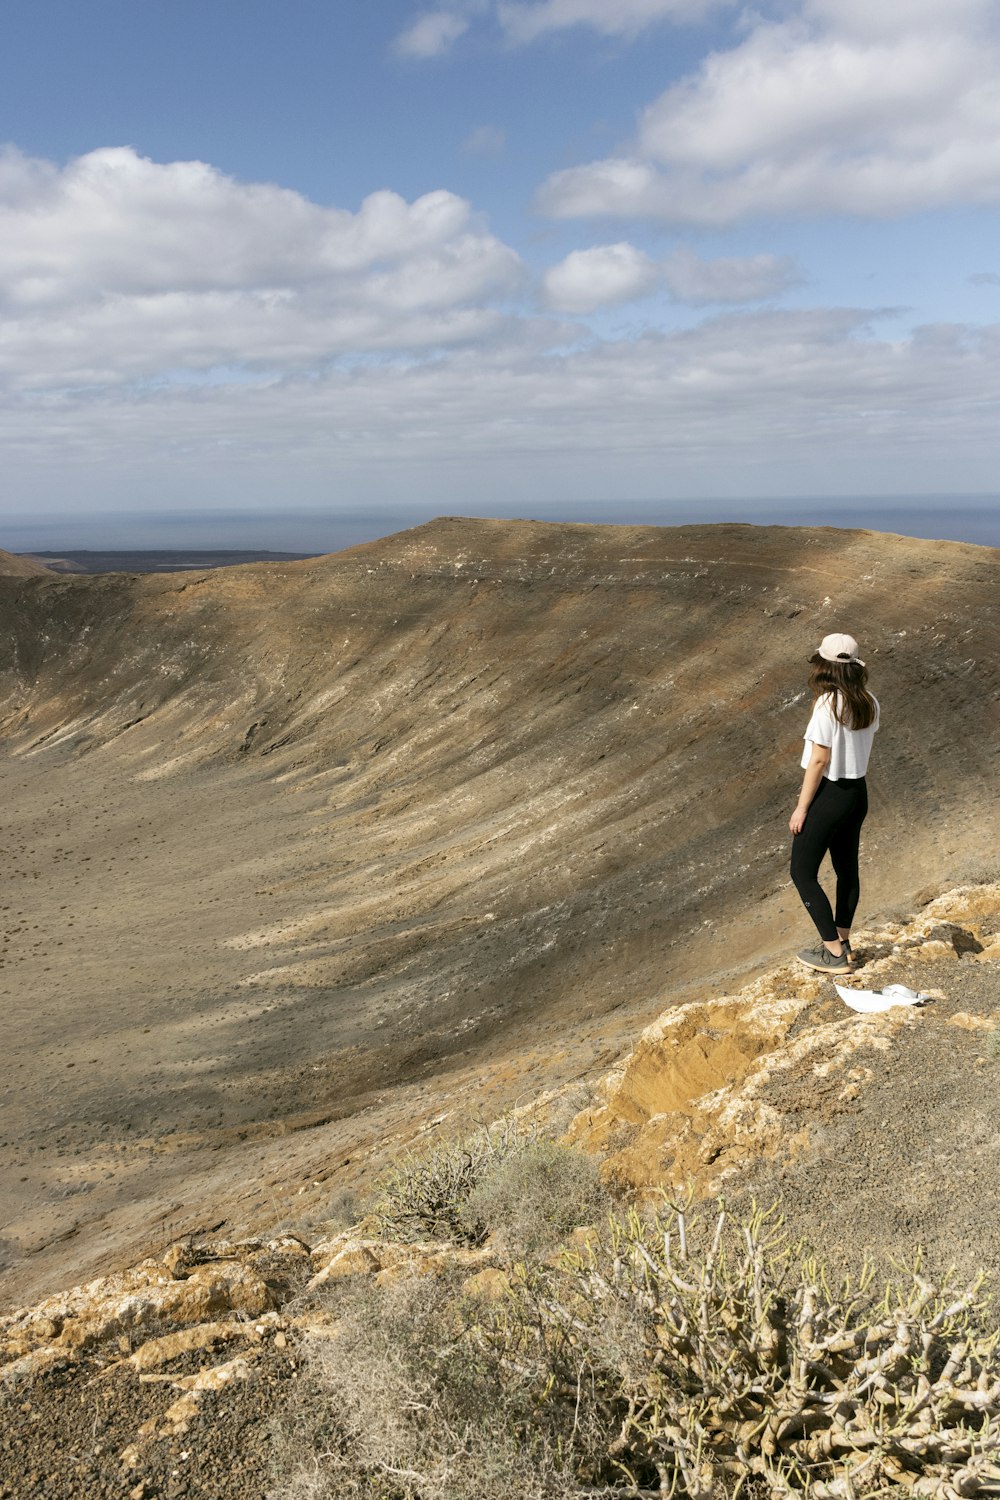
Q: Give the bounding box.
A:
[4,495,998,555]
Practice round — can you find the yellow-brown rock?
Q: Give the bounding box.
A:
[948,1012,995,1031]
[461,1267,513,1301]
[565,884,1000,1201]
[135,1353,258,1439]
[128,1321,247,1371]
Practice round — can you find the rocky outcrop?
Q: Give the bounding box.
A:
[0,1240,294,1373]
[0,1226,497,1498]
[562,883,1000,1279]
[0,1227,495,1391]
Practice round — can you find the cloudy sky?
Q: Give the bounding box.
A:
[2,0,1000,533]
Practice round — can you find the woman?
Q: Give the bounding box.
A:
[790,632,879,973]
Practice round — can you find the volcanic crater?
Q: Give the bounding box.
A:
[1,516,997,1309]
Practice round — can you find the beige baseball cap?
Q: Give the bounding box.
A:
[818,632,865,665]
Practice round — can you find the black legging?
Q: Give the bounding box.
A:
[790,775,868,941]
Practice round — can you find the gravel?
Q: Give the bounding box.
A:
[0,1341,300,1500]
[731,953,1000,1282]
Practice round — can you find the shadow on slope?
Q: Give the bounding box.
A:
[0,517,997,1306]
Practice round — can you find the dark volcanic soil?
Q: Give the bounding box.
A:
[0,1340,299,1500]
[1,517,998,1309]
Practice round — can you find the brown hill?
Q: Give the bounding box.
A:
[0,548,50,577]
[0,517,998,1309]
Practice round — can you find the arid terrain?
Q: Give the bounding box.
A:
[2,884,998,1500]
[0,550,51,579]
[1,517,998,1315]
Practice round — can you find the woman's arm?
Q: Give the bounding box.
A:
[790,742,831,834]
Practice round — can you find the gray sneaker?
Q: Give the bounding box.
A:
[798,944,854,973]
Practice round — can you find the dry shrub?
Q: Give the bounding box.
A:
[462,1136,613,1256]
[320,1186,362,1230]
[273,1196,1000,1500]
[369,1119,526,1245]
[269,1269,581,1500]
[369,1117,612,1251]
[486,1201,1000,1499]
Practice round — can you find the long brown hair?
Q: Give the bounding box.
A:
[808,654,877,729]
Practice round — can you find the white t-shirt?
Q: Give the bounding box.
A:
[801,692,880,780]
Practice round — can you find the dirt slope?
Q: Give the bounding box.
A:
[0,517,997,1308]
[1,885,997,1500]
[0,549,49,577]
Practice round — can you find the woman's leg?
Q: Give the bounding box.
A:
[828,781,868,932]
[789,780,845,943]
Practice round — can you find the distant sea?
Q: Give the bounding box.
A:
[4,496,998,556]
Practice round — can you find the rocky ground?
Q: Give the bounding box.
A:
[566,881,1000,1282]
[2,884,997,1500]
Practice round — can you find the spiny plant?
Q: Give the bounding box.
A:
[277,1193,1000,1500]
[482,1200,1000,1499]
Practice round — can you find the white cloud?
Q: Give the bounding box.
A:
[2,145,998,510]
[462,124,507,155]
[542,243,799,310]
[394,0,727,54]
[497,0,720,44]
[393,10,470,58]
[805,0,993,40]
[5,310,1000,506]
[538,2,1000,223]
[0,147,524,390]
[396,0,995,57]
[542,243,659,312]
[662,249,800,304]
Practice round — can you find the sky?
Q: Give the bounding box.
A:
[2,0,1000,538]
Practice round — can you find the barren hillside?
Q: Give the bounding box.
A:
[0,549,49,578]
[1,517,998,1308]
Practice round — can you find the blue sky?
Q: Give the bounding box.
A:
[2,0,1000,530]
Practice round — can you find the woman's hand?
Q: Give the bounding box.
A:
[791,743,830,835]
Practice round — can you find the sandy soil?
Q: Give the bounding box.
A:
[0,745,654,1311]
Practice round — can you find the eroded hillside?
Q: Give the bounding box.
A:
[1,517,998,1308]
